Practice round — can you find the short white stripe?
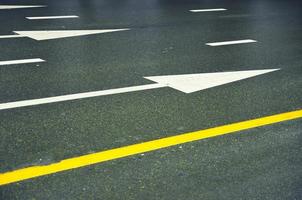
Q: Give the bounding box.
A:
[26,15,79,20]
[206,39,257,46]
[0,58,45,66]
[190,8,227,12]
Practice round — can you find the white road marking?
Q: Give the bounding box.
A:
[0,69,279,110]
[206,39,257,46]
[0,29,130,41]
[144,69,278,93]
[0,5,46,9]
[4,29,130,41]
[0,35,26,39]
[190,8,227,12]
[26,15,79,20]
[0,84,166,110]
[0,58,45,66]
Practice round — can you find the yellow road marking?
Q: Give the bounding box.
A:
[1,109,302,186]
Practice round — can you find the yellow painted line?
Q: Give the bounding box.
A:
[1,109,302,186]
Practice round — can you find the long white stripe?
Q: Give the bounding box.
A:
[26,15,79,20]
[0,83,165,110]
[190,8,227,12]
[0,58,45,66]
[206,39,257,46]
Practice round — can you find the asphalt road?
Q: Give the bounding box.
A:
[0,0,302,199]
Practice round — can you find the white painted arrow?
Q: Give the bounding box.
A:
[0,5,46,9]
[0,69,279,111]
[0,29,129,41]
[144,69,278,93]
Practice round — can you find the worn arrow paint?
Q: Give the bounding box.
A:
[0,29,130,41]
[0,69,279,111]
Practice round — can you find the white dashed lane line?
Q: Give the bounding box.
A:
[26,15,79,20]
[0,58,45,66]
[190,8,227,12]
[206,39,257,46]
[0,5,46,9]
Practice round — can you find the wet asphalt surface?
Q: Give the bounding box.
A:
[0,0,302,199]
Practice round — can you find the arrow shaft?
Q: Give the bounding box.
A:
[0,35,26,39]
[0,83,165,111]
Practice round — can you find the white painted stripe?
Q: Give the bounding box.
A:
[0,58,45,66]
[0,35,26,39]
[0,5,46,9]
[190,8,227,12]
[0,83,165,110]
[206,39,257,46]
[26,15,79,20]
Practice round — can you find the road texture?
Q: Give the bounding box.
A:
[0,0,302,199]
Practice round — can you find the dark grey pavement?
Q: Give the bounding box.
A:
[0,0,302,199]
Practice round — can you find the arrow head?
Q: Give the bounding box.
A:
[13,29,129,41]
[144,69,280,93]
